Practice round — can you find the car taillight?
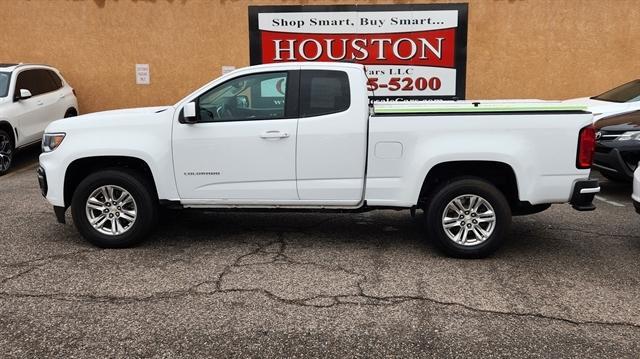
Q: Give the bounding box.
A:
[72,88,76,96]
[577,124,596,169]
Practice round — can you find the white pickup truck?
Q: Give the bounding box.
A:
[37,62,599,258]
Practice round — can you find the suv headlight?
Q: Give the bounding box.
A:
[42,133,66,152]
[617,131,640,141]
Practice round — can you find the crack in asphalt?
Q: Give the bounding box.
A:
[0,235,638,331]
[0,249,98,269]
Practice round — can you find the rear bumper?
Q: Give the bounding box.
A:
[570,179,599,211]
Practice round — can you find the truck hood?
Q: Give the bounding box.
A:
[45,106,173,133]
[74,106,171,120]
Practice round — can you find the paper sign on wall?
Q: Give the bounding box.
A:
[249,4,468,100]
[222,65,236,75]
[136,64,150,85]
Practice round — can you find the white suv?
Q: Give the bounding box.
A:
[0,63,78,175]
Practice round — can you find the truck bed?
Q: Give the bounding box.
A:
[372,100,587,115]
[365,100,593,207]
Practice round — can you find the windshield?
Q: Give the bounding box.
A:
[0,72,10,98]
[592,79,640,103]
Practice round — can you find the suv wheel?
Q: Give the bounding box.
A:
[0,129,14,176]
[71,169,157,248]
[64,108,77,118]
[425,178,511,258]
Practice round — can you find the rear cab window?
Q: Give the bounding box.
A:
[300,70,350,117]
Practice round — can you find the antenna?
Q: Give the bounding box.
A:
[363,65,377,114]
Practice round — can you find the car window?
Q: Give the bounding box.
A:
[197,72,288,122]
[300,70,350,117]
[592,79,640,103]
[15,69,58,97]
[0,72,10,97]
[47,70,63,90]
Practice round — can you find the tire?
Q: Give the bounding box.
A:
[64,108,77,118]
[0,129,14,176]
[425,177,511,259]
[71,169,157,248]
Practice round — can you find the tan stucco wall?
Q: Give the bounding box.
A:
[2,0,638,113]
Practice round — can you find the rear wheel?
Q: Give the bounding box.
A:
[71,169,157,248]
[0,129,14,176]
[425,178,511,258]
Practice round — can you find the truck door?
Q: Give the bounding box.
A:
[295,69,368,204]
[172,71,300,202]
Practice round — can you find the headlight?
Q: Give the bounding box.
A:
[617,131,640,141]
[42,133,66,152]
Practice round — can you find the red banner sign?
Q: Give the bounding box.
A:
[260,29,456,68]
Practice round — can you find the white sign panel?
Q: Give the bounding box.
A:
[135,64,150,85]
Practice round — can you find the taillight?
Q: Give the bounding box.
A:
[577,125,596,169]
[72,88,76,96]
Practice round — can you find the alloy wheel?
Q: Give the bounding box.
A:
[85,185,137,236]
[441,194,496,246]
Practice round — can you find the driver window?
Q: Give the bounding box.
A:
[197,72,287,122]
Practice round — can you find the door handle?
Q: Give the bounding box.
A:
[260,130,289,139]
[36,101,44,106]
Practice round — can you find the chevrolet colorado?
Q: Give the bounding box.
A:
[38,62,599,258]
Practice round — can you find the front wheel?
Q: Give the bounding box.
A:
[71,169,157,248]
[425,178,511,258]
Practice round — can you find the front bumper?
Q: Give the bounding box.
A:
[569,179,599,211]
[36,166,47,197]
[38,152,66,207]
[632,166,640,214]
[37,165,66,223]
[593,144,640,180]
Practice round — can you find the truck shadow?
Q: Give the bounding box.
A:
[591,170,633,204]
[11,144,41,172]
[145,209,601,260]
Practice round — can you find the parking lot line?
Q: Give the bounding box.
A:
[594,195,625,207]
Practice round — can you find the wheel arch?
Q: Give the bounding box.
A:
[64,107,78,117]
[63,156,159,207]
[0,120,16,148]
[418,160,520,208]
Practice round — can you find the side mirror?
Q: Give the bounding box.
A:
[16,89,32,101]
[182,102,197,124]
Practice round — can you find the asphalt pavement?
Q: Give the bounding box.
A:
[1,147,639,358]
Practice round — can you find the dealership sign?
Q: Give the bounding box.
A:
[249,4,468,99]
